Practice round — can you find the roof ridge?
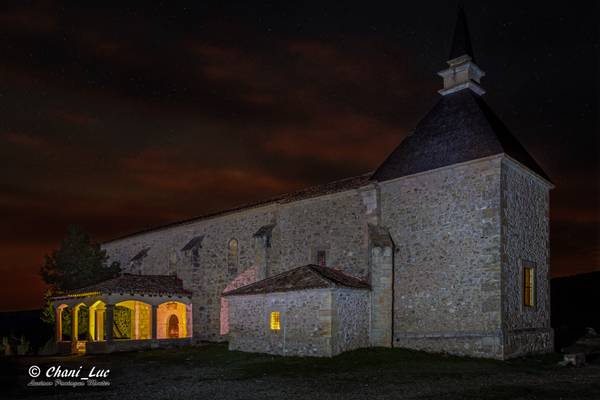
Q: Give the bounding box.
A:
[222,264,370,296]
[121,272,179,278]
[305,264,340,287]
[57,273,190,297]
[222,265,309,295]
[308,264,370,287]
[103,172,373,244]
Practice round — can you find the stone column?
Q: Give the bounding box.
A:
[186,304,193,338]
[134,302,140,340]
[151,304,158,339]
[368,225,394,348]
[88,308,94,342]
[70,307,79,353]
[96,308,105,341]
[55,307,62,343]
[105,304,114,343]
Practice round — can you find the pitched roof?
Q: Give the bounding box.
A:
[130,247,150,262]
[449,6,476,62]
[104,173,372,243]
[57,274,192,297]
[181,235,204,251]
[222,264,370,296]
[253,224,275,237]
[371,90,552,183]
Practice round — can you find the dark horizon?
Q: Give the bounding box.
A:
[0,1,598,311]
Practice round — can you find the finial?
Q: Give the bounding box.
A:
[449,6,475,63]
[437,6,486,96]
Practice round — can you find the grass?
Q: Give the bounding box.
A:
[119,343,561,378]
[4,344,599,399]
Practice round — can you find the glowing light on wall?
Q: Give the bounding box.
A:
[523,266,535,307]
[270,312,281,331]
[115,300,152,340]
[221,266,260,335]
[157,301,190,339]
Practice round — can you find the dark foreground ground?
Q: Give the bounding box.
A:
[2,344,600,400]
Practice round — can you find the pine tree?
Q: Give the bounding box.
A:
[40,225,121,324]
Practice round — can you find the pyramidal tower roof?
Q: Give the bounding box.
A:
[372,8,551,183]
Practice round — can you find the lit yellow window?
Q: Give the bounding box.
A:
[270,312,281,331]
[523,267,535,307]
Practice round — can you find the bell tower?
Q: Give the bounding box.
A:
[437,7,486,96]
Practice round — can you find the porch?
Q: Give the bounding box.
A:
[51,274,193,354]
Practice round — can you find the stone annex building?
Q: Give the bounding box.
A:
[52,9,553,359]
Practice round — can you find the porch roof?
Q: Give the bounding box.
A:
[53,273,192,299]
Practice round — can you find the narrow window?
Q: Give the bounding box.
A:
[270,311,281,331]
[228,239,239,275]
[316,250,327,267]
[523,266,535,307]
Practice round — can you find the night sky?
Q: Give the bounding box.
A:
[1,1,597,310]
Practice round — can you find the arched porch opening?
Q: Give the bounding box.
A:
[88,300,106,341]
[157,301,191,339]
[114,300,152,340]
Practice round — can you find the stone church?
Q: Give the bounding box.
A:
[54,9,553,359]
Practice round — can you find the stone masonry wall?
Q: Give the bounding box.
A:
[500,158,553,357]
[381,156,504,358]
[273,191,371,278]
[228,288,370,357]
[227,289,334,357]
[331,288,370,355]
[102,153,552,359]
[103,205,278,342]
[103,188,373,342]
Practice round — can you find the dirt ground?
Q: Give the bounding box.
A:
[2,344,600,400]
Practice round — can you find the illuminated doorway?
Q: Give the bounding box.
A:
[167,315,179,338]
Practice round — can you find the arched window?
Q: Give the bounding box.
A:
[227,239,239,276]
[167,314,179,338]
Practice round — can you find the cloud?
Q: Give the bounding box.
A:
[49,111,98,127]
[121,147,301,195]
[2,132,45,147]
[0,4,596,312]
[0,1,58,35]
[263,113,403,167]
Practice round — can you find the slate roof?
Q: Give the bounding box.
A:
[371,90,552,183]
[222,264,370,296]
[58,274,192,297]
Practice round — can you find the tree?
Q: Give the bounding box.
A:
[41,225,121,291]
[40,225,121,324]
[40,289,55,325]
